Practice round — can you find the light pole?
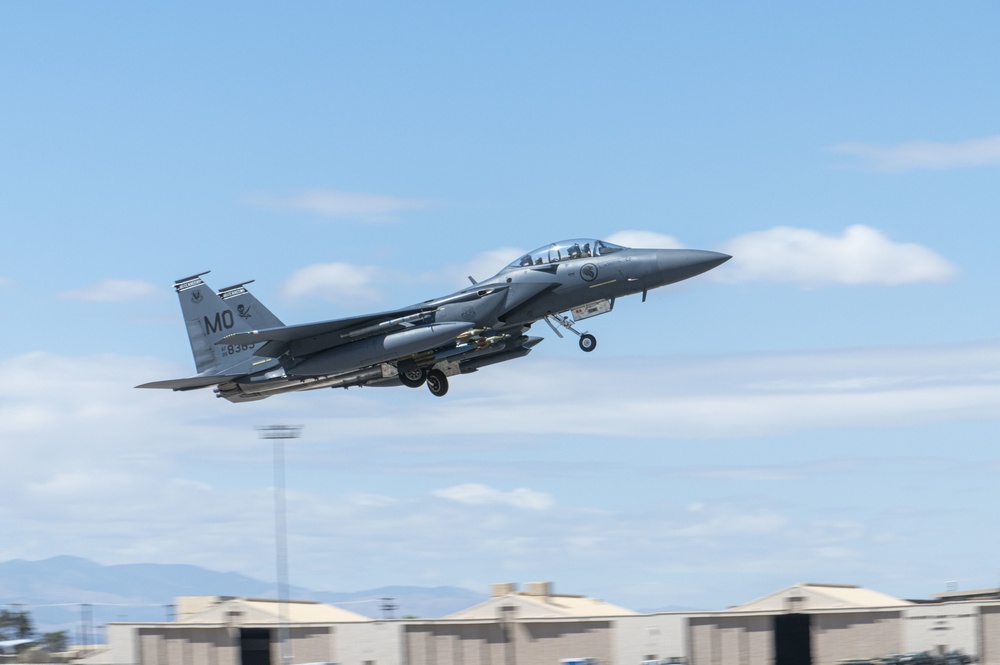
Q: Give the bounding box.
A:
[256,425,302,665]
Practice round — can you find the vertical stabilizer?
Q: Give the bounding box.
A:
[217,280,285,329]
[174,272,262,375]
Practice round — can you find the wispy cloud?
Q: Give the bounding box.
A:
[251,189,434,222]
[831,135,1000,172]
[658,457,950,484]
[606,230,684,249]
[670,505,788,538]
[432,483,554,511]
[284,341,1000,442]
[718,225,957,286]
[443,246,526,286]
[1,344,998,604]
[282,262,383,305]
[59,279,159,302]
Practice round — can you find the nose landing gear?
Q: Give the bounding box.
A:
[544,314,598,353]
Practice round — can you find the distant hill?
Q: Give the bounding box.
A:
[0,556,485,640]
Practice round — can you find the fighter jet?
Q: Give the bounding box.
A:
[138,238,729,402]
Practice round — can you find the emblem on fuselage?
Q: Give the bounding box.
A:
[580,263,599,282]
[460,306,477,321]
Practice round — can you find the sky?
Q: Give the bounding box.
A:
[1,2,999,614]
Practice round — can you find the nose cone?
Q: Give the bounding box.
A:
[656,249,732,284]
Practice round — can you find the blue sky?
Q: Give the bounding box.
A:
[2,2,999,613]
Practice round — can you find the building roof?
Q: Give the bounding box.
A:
[444,582,637,620]
[728,583,913,613]
[933,587,1000,603]
[176,596,370,624]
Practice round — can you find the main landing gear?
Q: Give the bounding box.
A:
[398,367,427,388]
[397,366,450,397]
[425,369,449,397]
[544,314,598,353]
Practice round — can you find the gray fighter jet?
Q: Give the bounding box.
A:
[138,238,729,402]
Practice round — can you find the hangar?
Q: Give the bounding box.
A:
[82,582,998,665]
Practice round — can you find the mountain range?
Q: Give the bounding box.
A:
[0,556,486,640]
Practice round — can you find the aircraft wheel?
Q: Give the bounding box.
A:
[579,334,597,353]
[426,369,449,397]
[399,367,426,388]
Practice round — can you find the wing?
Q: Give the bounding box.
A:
[495,282,560,325]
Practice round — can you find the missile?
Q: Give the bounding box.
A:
[455,328,488,343]
[342,311,432,339]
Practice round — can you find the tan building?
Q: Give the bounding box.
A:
[727,582,913,613]
[82,582,1000,665]
[85,596,373,665]
[445,582,638,620]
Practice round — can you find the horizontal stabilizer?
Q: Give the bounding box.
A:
[136,375,239,391]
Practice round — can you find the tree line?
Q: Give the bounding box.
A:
[1,608,69,660]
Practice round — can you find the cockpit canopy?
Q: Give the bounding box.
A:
[507,238,627,269]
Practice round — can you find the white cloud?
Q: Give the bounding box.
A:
[348,493,398,507]
[669,509,788,538]
[432,483,554,511]
[59,279,159,302]
[1,342,999,606]
[444,246,525,286]
[718,225,957,286]
[291,340,1000,442]
[831,135,1000,172]
[606,230,684,249]
[282,263,383,304]
[251,189,434,222]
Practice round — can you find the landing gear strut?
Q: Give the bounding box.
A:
[544,314,598,353]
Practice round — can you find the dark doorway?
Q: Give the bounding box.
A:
[240,628,272,665]
[774,613,811,665]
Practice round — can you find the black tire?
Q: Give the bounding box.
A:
[579,334,597,352]
[426,369,449,397]
[399,367,426,388]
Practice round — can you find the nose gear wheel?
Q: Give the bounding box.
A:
[544,314,598,353]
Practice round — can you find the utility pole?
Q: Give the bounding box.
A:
[79,604,93,652]
[257,425,302,665]
[380,598,397,620]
